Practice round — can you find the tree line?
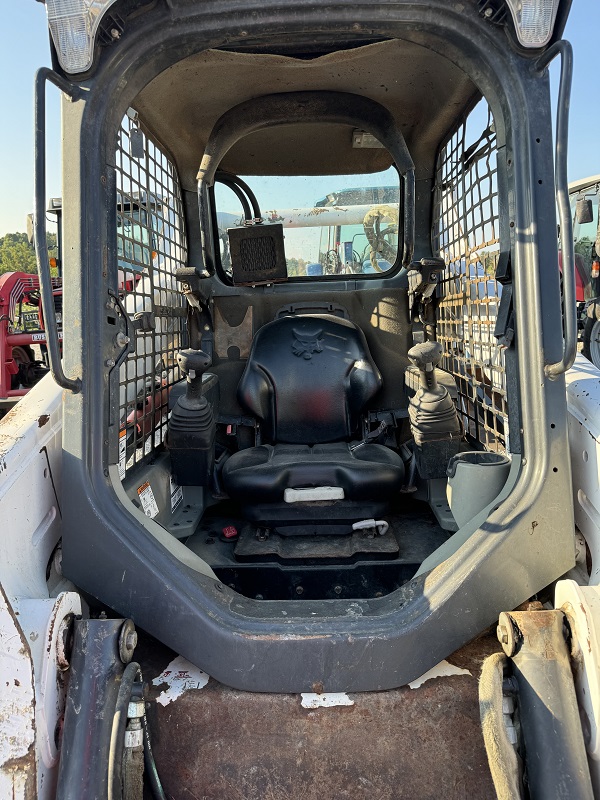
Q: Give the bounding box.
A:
[0,232,57,275]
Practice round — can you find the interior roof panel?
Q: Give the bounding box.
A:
[134,38,479,189]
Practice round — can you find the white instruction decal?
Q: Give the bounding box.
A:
[152,656,209,706]
[118,429,127,480]
[301,692,354,709]
[31,332,63,341]
[408,660,472,689]
[137,481,159,518]
[170,474,183,513]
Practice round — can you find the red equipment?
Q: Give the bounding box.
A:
[558,250,587,303]
[0,271,62,410]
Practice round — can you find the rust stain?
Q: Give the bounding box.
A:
[38,414,50,428]
[311,681,324,695]
[1,747,36,800]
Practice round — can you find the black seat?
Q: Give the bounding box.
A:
[222,314,405,533]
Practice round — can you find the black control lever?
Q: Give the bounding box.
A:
[168,348,216,486]
[408,340,443,393]
[407,340,461,480]
[176,348,211,407]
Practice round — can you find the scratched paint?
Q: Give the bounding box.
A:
[300,692,354,708]
[0,588,36,799]
[152,656,209,706]
[408,660,472,689]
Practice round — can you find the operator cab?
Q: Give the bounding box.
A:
[51,0,575,694]
[116,75,488,602]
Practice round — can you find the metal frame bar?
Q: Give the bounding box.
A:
[34,68,81,394]
[497,610,593,799]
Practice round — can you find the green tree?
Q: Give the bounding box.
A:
[0,232,58,275]
[286,257,308,277]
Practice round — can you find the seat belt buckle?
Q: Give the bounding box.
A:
[349,419,387,451]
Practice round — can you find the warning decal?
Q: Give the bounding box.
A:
[118,430,127,480]
[170,475,183,513]
[137,481,159,518]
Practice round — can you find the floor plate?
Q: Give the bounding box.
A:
[139,631,498,800]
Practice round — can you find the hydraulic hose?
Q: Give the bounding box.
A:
[143,714,167,800]
[215,173,253,222]
[215,170,262,221]
[107,660,167,800]
[108,661,142,800]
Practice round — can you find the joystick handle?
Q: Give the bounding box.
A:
[177,348,211,378]
[408,341,443,391]
[177,348,211,405]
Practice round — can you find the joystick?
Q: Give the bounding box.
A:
[407,340,461,479]
[177,349,212,407]
[408,341,444,393]
[168,349,216,486]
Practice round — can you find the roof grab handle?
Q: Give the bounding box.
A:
[34,68,82,393]
[534,42,576,379]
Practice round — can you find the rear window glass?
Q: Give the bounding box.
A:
[214,167,400,278]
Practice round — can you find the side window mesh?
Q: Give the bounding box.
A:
[116,114,187,475]
[432,101,507,452]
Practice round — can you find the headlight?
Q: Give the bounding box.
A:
[504,0,561,48]
[44,0,119,74]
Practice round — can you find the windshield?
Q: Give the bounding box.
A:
[214,167,400,278]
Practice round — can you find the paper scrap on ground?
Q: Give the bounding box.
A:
[152,655,209,706]
[301,692,354,708]
[408,659,471,689]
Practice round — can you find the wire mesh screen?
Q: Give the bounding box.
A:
[432,101,507,452]
[116,113,187,476]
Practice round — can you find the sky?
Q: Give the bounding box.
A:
[1,1,600,238]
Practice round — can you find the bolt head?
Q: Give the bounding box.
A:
[497,612,520,657]
[118,620,137,664]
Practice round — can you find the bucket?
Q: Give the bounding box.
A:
[446,451,511,529]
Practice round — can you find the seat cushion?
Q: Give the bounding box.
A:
[222,442,404,504]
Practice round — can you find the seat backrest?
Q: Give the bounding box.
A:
[238,314,382,444]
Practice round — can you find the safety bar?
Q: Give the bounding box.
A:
[535,42,576,379]
[34,68,82,393]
